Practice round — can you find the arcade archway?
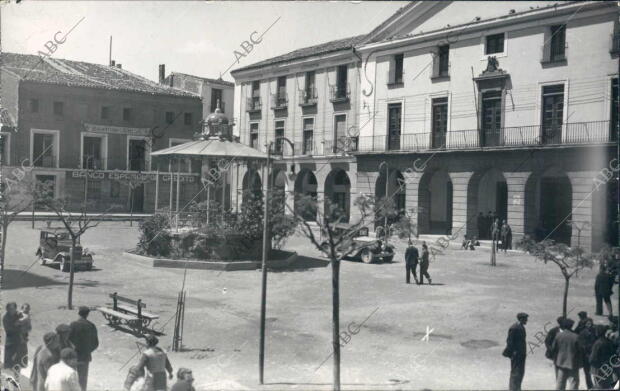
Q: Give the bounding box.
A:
[325,169,351,223]
[418,170,453,235]
[242,169,262,204]
[467,168,507,239]
[375,168,405,229]
[294,169,318,221]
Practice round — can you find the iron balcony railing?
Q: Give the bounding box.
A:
[299,88,318,106]
[246,97,262,112]
[323,137,359,155]
[271,91,288,109]
[353,120,613,153]
[329,83,350,103]
[32,154,56,168]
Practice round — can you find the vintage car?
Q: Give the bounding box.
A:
[320,224,395,263]
[36,228,94,272]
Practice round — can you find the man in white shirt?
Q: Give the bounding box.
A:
[45,348,81,391]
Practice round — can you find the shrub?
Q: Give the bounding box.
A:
[138,212,172,256]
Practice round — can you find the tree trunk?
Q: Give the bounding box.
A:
[562,276,570,318]
[68,238,77,310]
[0,219,7,288]
[331,258,341,391]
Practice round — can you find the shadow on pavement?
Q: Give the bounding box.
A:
[270,256,329,273]
[2,268,65,290]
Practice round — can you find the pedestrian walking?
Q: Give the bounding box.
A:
[404,240,419,284]
[31,332,61,391]
[170,368,196,391]
[492,218,501,251]
[503,312,528,391]
[577,317,596,389]
[545,317,566,360]
[595,264,614,317]
[419,242,432,285]
[135,334,173,391]
[45,348,81,391]
[3,302,21,374]
[590,325,615,389]
[551,318,582,390]
[123,365,151,391]
[575,311,593,335]
[500,221,512,252]
[69,306,99,391]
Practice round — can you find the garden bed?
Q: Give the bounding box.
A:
[123,249,297,271]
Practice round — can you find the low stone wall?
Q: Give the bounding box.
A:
[123,250,297,271]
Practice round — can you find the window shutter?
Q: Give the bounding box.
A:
[431,50,439,78]
[388,57,396,84]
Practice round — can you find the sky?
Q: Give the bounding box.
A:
[1,1,406,83]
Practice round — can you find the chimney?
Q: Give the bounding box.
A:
[159,64,165,84]
[117,64,122,69]
[111,60,116,67]
[169,74,174,87]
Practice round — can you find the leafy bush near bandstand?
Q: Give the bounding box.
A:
[138,212,172,256]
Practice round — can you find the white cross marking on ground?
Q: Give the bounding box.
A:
[421,325,434,342]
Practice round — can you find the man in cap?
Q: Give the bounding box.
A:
[45,347,81,391]
[30,332,60,391]
[503,312,528,391]
[404,239,419,284]
[69,306,99,391]
[551,318,582,390]
[171,368,196,391]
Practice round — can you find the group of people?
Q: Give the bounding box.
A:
[404,240,432,285]
[123,334,196,391]
[476,212,513,252]
[27,306,99,391]
[505,310,620,391]
[3,302,32,376]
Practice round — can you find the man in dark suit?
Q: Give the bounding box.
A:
[504,312,528,391]
[404,240,419,284]
[545,317,566,360]
[551,318,582,390]
[69,306,99,391]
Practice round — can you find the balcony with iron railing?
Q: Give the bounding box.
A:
[329,83,350,103]
[541,42,568,65]
[322,137,359,155]
[246,97,262,113]
[32,154,57,168]
[387,70,405,87]
[353,120,614,153]
[299,88,318,107]
[611,32,620,55]
[271,91,288,110]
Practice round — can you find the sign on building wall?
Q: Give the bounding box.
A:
[69,170,196,183]
[84,123,151,136]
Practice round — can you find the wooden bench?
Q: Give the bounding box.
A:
[97,292,159,335]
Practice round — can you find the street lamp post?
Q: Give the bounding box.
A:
[259,136,293,385]
[378,161,389,245]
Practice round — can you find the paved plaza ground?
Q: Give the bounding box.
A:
[2,221,609,390]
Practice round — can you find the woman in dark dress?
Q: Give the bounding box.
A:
[3,302,21,372]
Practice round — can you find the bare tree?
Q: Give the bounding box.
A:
[0,177,35,284]
[519,237,595,317]
[37,184,115,309]
[288,194,377,391]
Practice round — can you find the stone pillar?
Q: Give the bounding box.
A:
[404,170,422,235]
[449,172,474,240]
[567,171,597,251]
[356,170,379,229]
[504,171,531,245]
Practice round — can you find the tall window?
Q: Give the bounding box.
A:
[389,53,404,85]
[250,123,259,149]
[303,118,314,154]
[250,81,261,110]
[485,33,505,55]
[101,106,111,120]
[211,88,223,112]
[387,103,402,150]
[32,133,56,167]
[305,71,315,97]
[83,136,103,169]
[29,99,39,113]
[431,97,448,149]
[275,76,287,107]
[128,139,147,171]
[437,45,449,77]
[336,65,348,98]
[53,101,64,116]
[165,111,175,125]
[481,90,502,147]
[549,25,566,62]
[612,78,619,141]
[274,120,284,154]
[541,85,564,144]
[184,112,193,125]
[333,114,346,153]
[122,107,132,121]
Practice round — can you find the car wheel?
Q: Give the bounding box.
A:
[360,249,373,264]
